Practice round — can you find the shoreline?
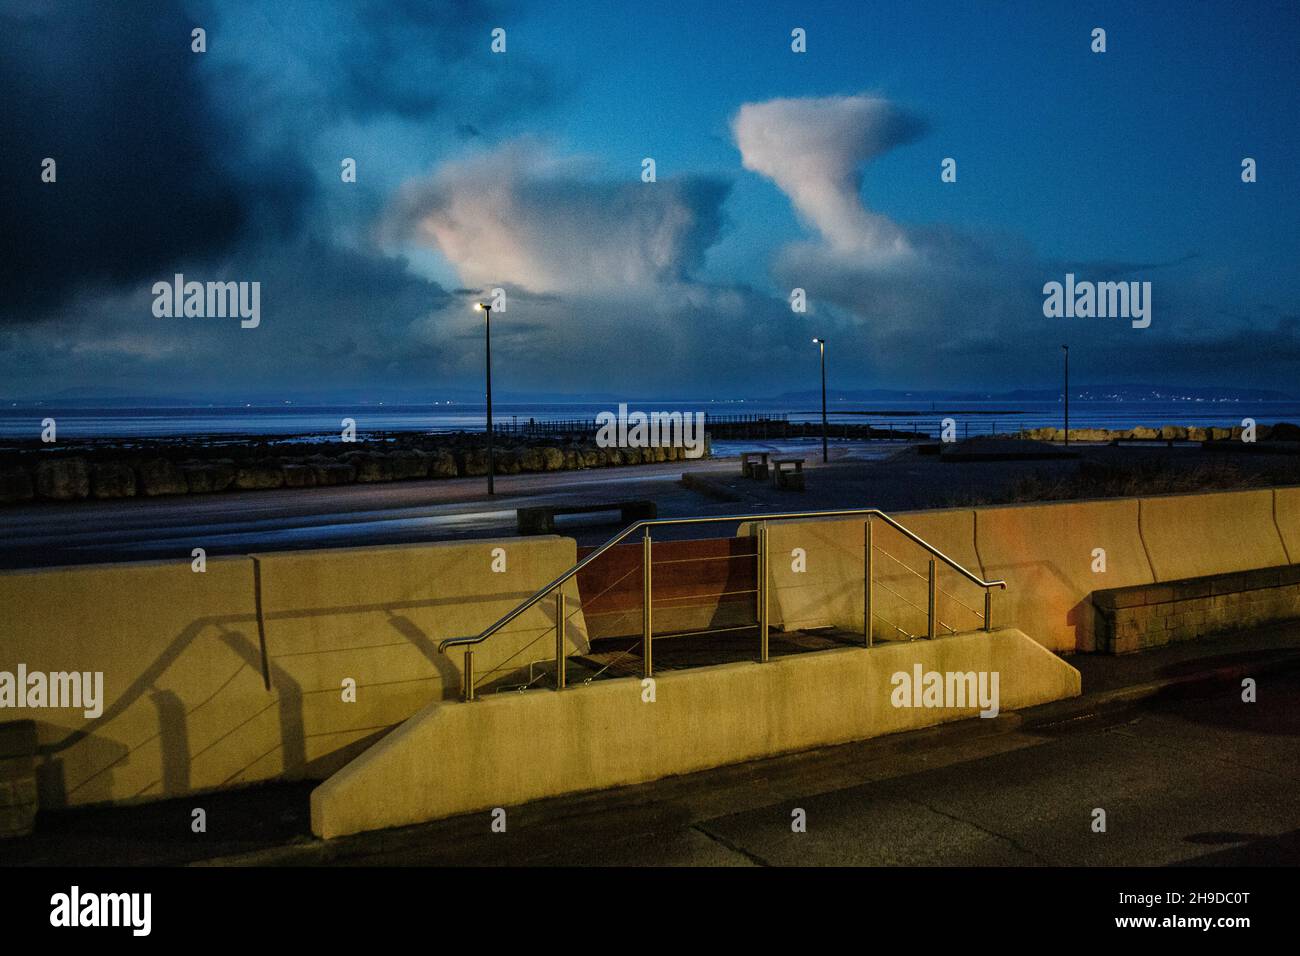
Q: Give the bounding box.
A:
[3,421,1299,507]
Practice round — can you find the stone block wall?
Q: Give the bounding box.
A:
[1093,565,1300,654]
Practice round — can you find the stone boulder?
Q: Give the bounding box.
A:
[494,449,521,475]
[91,461,136,499]
[350,455,394,483]
[35,458,90,500]
[311,461,356,486]
[282,464,317,488]
[517,447,546,472]
[389,451,430,480]
[460,448,489,476]
[136,459,188,496]
[428,450,458,478]
[541,447,565,471]
[181,460,236,494]
[1129,426,1158,440]
[234,463,285,490]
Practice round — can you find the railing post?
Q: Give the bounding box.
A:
[864,516,873,647]
[984,589,992,632]
[555,591,567,689]
[927,558,937,640]
[642,527,653,678]
[758,521,769,662]
[463,650,476,701]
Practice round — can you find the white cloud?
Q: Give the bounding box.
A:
[384,140,729,295]
[731,94,925,260]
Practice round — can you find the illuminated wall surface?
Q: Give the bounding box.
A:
[3,488,1295,811]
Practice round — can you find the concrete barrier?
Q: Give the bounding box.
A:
[976,498,1154,653]
[0,556,264,808]
[0,537,586,808]
[1138,489,1288,582]
[311,627,1080,838]
[739,509,982,640]
[1269,487,1300,562]
[252,537,589,778]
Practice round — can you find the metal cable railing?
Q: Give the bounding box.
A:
[870,544,987,634]
[439,508,1007,702]
[873,577,956,637]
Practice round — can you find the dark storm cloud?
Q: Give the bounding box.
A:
[0,0,561,328]
[0,0,312,318]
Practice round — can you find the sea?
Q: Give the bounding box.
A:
[2,398,1298,443]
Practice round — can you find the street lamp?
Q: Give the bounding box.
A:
[475,302,495,494]
[1062,344,1070,448]
[812,337,828,464]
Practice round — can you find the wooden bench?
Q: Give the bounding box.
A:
[771,458,806,490]
[740,451,772,479]
[517,500,658,535]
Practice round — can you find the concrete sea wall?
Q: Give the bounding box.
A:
[0,537,586,809]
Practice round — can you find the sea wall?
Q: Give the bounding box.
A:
[0,537,586,808]
[0,434,696,505]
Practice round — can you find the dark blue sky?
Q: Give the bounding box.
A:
[2,0,1297,400]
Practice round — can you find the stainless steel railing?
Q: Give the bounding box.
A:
[438,508,1007,701]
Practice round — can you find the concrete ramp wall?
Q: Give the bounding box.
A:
[740,509,982,640]
[311,627,1080,838]
[976,498,1154,653]
[0,536,585,808]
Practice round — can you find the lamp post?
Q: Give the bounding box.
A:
[476,302,495,494]
[1062,344,1069,448]
[813,337,828,464]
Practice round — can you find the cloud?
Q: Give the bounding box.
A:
[732,94,926,259]
[384,140,731,295]
[0,0,311,318]
[377,140,876,395]
[725,93,1300,392]
[0,0,560,324]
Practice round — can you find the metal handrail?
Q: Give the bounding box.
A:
[438,508,1005,654]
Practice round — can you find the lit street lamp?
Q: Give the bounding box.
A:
[812,337,828,464]
[475,302,495,494]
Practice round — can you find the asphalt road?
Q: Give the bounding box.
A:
[0,439,942,568]
[0,438,1096,568]
[0,454,747,568]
